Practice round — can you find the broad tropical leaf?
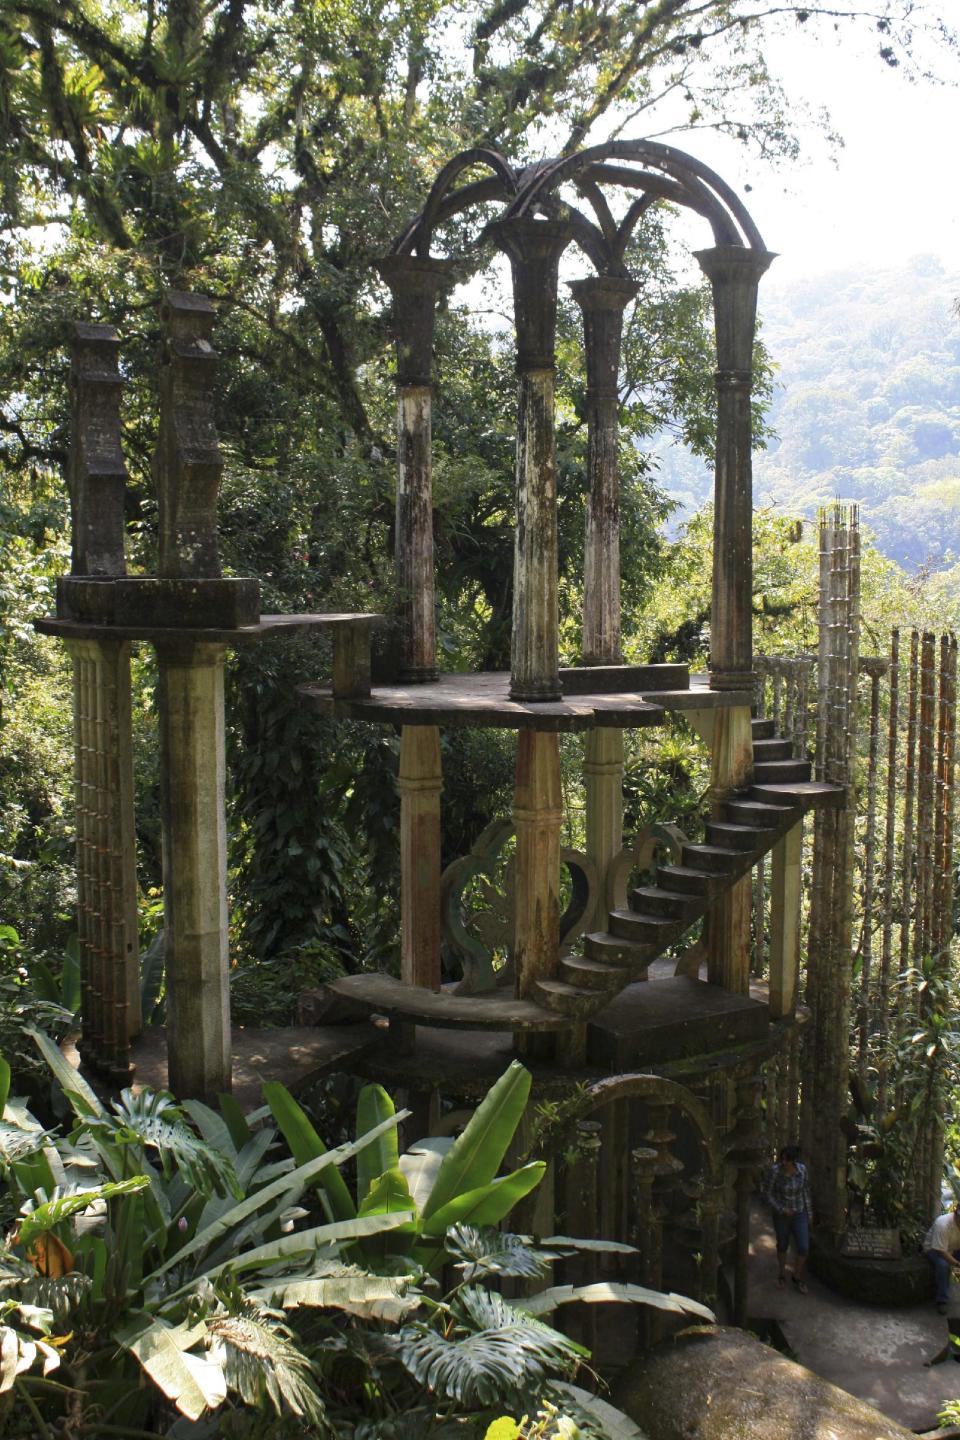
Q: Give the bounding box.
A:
[421,1162,545,1235]
[358,1166,415,1218]
[146,1109,407,1282]
[29,1029,104,1120]
[518,1281,715,1322]
[250,1272,417,1322]
[355,1084,399,1206]
[116,1315,227,1421]
[541,1235,638,1255]
[89,1090,241,1200]
[422,1061,531,1219]
[16,1177,150,1249]
[262,1081,355,1221]
[392,1286,578,1407]
[398,1137,454,1213]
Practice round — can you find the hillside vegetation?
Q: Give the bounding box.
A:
[657,256,960,569]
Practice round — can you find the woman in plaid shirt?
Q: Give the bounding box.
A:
[764,1144,813,1294]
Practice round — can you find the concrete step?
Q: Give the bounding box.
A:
[584,931,655,967]
[629,885,701,920]
[724,799,796,829]
[609,909,682,946]
[559,953,626,991]
[751,717,776,739]
[749,780,845,810]
[752,737,794,762]
[681,842,744,875]
[753,758,812,784]
[533,978,604,1016]
[656,864,722,897]
[705,820,766,853]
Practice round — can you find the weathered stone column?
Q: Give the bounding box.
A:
[706,704,754,993]
[62,323,140,1079]
[398,725,443,990]
[154,292,232,1099]
[512,729,563,999]
[570,276,638,930]
[491,219,572,702]
[376,255,450,682]
[377,257,450,1003]
[157,641,230,1099]
[694,247,774,693]
[569,276,638,668]
[769,820,803,1018]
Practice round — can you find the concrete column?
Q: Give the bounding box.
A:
[695,247,774,693]
[157,641,230,1100]
[492,219,572,702]
[583,728,624,929]
[706,704,753,993]
[769,820,803,1018]
[376,255,450,682]
[398,725,443,990]
[569,275,638,667]
[512,729,563,997]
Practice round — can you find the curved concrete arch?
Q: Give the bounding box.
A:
[582,1071,724,1187]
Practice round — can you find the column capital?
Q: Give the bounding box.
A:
[490,218,574,371]
[693,244,776,287]
[376,254,452,387]
[568,274,639,314]
[69,321,127,580]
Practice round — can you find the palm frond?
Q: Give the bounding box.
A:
[206,1299,325,1425]
[445,1224,563,1280]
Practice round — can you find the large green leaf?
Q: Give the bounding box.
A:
[262,1081,355,1221]
[116,1315,226,1421]
[422,1061,531,1219]
[250,1273,418,1322]
[518,1282,715,1322]
[358,1166,414,1219]
[0,1057,10,1117]
[355,1084,399,1206]
[145,1109,407,1282]
[28,1029,104,1121]
[397,1138,453,1215]
[16,1177,150,1248]
[421,1162,545,1235]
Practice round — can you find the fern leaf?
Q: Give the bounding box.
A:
[206,1305,325,1424]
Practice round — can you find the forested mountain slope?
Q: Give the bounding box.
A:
[657,257,960,569]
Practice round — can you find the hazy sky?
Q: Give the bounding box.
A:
[671,25,960,285]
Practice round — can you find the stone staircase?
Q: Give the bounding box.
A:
[324,718,843,1031]
[535,718,842,1016]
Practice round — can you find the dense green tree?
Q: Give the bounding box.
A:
[1,0,956,981]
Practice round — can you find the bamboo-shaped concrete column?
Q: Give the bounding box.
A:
[65,324,140,1080]
[154,293,231,1100]
[570,276,638,927]
[696,245,773,993]
[378,256,450,993]
[493,219,572,1013]
[694,245,773,694]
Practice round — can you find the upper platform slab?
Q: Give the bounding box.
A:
[35,612,384,646]
[300,666,752,733]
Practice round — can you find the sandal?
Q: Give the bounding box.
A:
[792,1276,808,1295]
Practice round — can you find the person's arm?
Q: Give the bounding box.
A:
[801,1167,813,1223]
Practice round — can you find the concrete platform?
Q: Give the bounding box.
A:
[748,1199,960,1432]
[67,1023,378,1110]
[588,975,770,1068]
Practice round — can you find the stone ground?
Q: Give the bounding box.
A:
[748,1199,960,1433]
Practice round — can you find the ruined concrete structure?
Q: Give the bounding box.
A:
[38,138,957,1327]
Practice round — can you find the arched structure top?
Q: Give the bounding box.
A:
[388,135,767,278]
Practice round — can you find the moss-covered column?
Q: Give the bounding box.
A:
[769,820,803,1017]
[706,704,754,993]
[570,275,638,930]
[694,247,774,694]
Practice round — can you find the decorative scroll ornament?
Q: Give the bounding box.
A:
[441,819,598,993]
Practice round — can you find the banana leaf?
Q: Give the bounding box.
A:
[422,1060,531,1220]
[263,1080,355,1221]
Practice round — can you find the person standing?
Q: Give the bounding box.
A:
[924,1204,960,1314]
[764,1144,813,1294]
